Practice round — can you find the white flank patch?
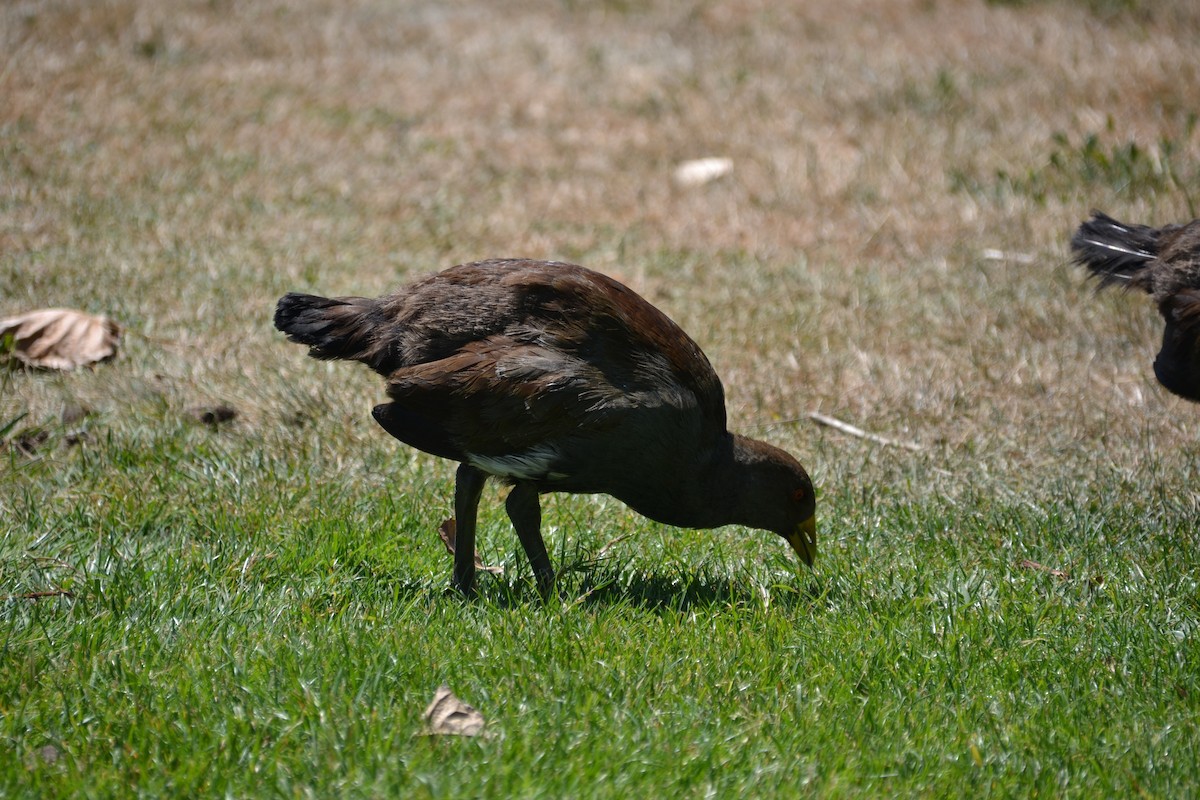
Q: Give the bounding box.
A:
[468,445,566,481]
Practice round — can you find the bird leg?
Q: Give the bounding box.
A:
[505,481,555,597]
[452,463,487,596]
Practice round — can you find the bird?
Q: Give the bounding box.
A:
[1070,211,1200,402]
[274,258,817,595]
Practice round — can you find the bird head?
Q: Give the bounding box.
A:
[779,477,817,567]
[730,435,817,566]
[783,494,818,567]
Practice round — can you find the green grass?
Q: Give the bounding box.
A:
[3,422,1197,797]
[950,128,1200,210]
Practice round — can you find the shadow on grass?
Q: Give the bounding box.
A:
[344,555,826,614]
[491,562,824,614]
[572,568,754,612]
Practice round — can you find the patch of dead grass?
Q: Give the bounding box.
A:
[3,0,1198,497]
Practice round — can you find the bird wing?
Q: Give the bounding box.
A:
[1070,212,1163,286]
[382,337,628,463]
[513,263,730,432]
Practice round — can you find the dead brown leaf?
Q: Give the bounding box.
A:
[0,309,120,370]
[423,685,486,737]
[437,518,504,575]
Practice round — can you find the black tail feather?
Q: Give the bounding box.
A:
[274,293,383,365]
[1070,211,1162,291]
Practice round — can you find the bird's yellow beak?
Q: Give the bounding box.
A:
[785,515,817,566]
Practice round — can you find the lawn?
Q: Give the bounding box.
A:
[3,0,1199,797]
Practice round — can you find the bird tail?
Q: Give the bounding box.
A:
[274,293,388,368]
[1070,211,1161,291]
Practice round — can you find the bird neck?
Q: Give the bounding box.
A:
[612,433,772,532]
[701,433,795,533]
[693,433,762,529]
[608,432,736,530]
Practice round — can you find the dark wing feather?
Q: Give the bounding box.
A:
[383,337,625,460]
[1070,211,1163,290]
[502,262,728,432]
[374,259,728,433]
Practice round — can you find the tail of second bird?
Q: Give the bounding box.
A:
[274,293,389,369]
[1070,211,1162,291]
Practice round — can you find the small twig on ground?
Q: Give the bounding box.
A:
[808,412,924,451]
[595,533,635,561]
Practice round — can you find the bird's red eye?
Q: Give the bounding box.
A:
[791,487,807,503]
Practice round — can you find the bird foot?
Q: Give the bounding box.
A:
[449,574,477,600]
[534,570,557,601]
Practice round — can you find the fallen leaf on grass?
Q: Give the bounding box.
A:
[437,518,504,575]
[423,685,486,737]
[0,309,120,370]
[1018,559,1069,580]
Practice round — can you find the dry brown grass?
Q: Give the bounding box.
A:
[4,0,1199,502]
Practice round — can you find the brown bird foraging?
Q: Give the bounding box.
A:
[274,259,817,595]
[1071,211,1200,402]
